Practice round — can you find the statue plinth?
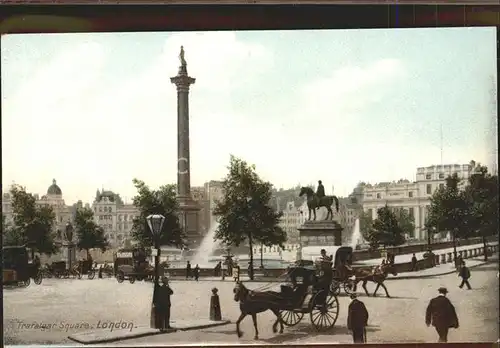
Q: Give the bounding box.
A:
[298,220,344,246]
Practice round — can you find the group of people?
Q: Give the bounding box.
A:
[152,277,174,331]
[346,286,461,344]
[185,261,201,281]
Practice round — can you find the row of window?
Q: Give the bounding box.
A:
[95,206,113,213]
[367,207,415,219]
[425,173,446,180]
[426,183,445,194]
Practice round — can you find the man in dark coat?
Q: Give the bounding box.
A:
[185,261,191,280]
[458,261,471,289]
[154,277,174,330]
[425,287,459,342]
[193,264,200,281]
[411,253,418,271]
[316,180,325,199]
[347,294,369,343]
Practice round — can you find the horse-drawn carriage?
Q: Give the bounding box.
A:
[2,246,43,287]
[279,260,340,331]
[233,256,340,339]
[329,246,357,296]
[75,259,96,279]
[299,246,356,296]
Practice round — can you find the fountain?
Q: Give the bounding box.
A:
[191,222,221,267]
[350,218,364,249]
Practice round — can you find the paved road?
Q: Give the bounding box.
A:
[3,256,498,345]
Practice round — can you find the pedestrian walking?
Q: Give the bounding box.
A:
[193,264,200,281]
[425,287,459,342]
[411,253,418,271]
[458,261,471,290]
[185,261,191,280]
[347,294,369,343]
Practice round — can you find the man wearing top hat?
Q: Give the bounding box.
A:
[425,287,459,342]
[347,293,369,343]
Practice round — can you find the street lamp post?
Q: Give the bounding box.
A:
[147,214,165,330]
[246,196,254,281]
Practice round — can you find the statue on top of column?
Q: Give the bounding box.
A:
[179,46,187,67]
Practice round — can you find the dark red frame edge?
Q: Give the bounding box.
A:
[0,5,499,34]
[0,3,498,348]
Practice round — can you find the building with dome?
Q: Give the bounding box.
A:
[2,179,74,243]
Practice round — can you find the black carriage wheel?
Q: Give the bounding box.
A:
[34,272,43,285]
[310,291,339,331]
[279,310,304,327]
[129,276,136,284]
[117,272,124,283]
[343,280,355,295]
[330,280,341,296]
[88,270,95,280]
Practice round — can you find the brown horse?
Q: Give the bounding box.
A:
[352,263,398,297]
[233,282,285,339]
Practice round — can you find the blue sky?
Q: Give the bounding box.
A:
[1,28,497,204]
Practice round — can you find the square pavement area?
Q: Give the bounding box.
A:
[68,319,231,344]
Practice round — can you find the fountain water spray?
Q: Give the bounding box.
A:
[191,222,221,267]
[350,218,364,249]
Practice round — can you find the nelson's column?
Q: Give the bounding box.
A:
[170,46,201,248]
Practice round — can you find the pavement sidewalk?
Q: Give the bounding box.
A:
[386,255,498,280]
[356,242,498,266]
[67,319,231,344]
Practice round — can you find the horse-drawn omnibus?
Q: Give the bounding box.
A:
[2,246,43,287]
[114,247,153,283]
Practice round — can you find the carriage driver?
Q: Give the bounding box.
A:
[320,249,332,262]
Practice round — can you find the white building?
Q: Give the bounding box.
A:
[362,164,472,240]
[92,189,139,248]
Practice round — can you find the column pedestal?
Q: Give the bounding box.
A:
[62,242,76,270]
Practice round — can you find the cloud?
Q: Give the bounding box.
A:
[297,59,406,130]
[1,32,274,203]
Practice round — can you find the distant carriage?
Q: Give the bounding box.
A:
[329,246,357,296]
[49,261,68,278]
[2,246,43,287]
[299,246,356,296]
[75,259,96,279]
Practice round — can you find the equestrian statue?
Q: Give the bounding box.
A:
[299,180,340,221]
